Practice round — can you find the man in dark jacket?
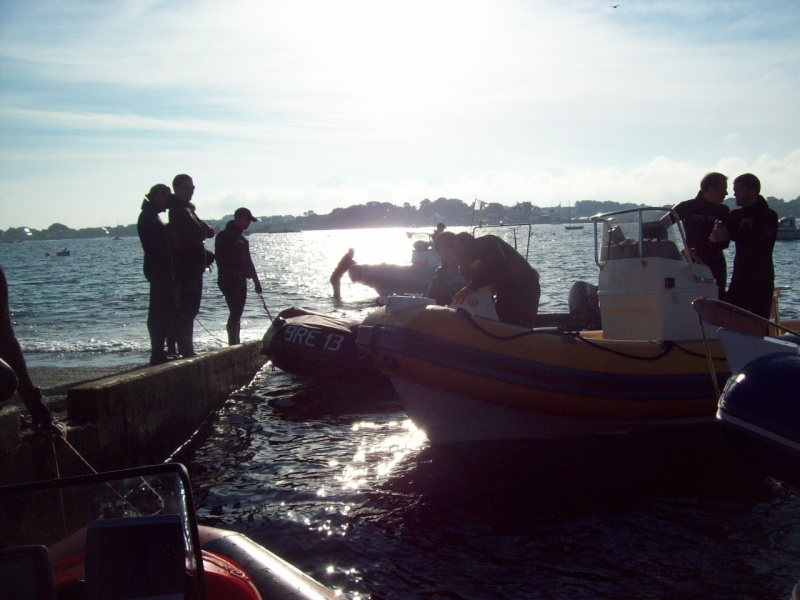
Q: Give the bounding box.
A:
[166,174,215,357]
[672,172,730,299]
[215,207,262,345]
[433,231,540,327]
[710,173,778,322]
[137,183,176,365]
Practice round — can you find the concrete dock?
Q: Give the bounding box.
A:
[0,341,267,486]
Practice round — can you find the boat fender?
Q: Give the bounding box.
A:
[199,526,338,600]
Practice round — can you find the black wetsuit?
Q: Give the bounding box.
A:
[215,221,260,344]
[137,199,176,364]
[0,265,52,426]
[725,196,778,320]
[455,233,540,328]
[166,196,214,355]
[673,193,730,299]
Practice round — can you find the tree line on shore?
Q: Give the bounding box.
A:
[3,195,799,242]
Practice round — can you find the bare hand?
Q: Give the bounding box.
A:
[451,286,473,305]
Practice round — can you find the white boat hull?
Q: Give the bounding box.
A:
[393,378,713,443]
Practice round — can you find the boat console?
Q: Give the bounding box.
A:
[592,207,718,341]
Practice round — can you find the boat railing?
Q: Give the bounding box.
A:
[471,222,532,260]
[591,207,712,284]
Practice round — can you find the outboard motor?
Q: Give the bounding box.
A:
[567,281,602,330]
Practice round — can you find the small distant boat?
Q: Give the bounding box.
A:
[55,248,70,256]
[776,216,800,240]
[564,202,584,230]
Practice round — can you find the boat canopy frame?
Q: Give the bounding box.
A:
[590,207,713,285]
[471,222,532,261]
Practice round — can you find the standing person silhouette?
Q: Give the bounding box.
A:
[166,174,214,357]
[215,208,262,345]
[671,172,730,299]
[709,173,778,322]
[137,183,176,365]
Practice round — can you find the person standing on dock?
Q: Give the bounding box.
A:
[671,172,730,299]
[167,174,215,357]
[215,208,262,345]
[709,173,778,322]
[137,183,176,366]
[433,231,540,328]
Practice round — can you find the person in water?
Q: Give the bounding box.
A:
[432,231,540,327]
[137,183,176,365]
[166,174,215,357]
[215,207,262,345]
[671,172,730,299]
[709,173,778,322]
[330,248,355,299]
[0,265,54,430]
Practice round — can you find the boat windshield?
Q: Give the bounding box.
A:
[592,207,685,267]
[0,463,207,599]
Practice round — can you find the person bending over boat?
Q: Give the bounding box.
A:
[709,173,778,323]
[671,171,730,299]
[215,207,262,345]
[167,174,215,357]
[433,231,540,327]
[137,183,176,365]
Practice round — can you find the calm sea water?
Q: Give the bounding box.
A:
[1,227,799,598]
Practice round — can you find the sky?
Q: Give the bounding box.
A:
[1,0,798,230]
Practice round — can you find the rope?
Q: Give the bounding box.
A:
[193,316,227,345]
[460,310,727,363]
[37,423,163,518]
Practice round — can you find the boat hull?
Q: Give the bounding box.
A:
[357,304,731,443]
[262,307,387,384]
[717,353,800,490]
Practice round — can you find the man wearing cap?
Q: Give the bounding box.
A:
[432,222,446,241]
[215,207,263,345]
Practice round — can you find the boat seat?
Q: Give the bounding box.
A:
[85,514,185,600]
[0,544,56,599]
[642,240,681,260]
[608,240,639,260]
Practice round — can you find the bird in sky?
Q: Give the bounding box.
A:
[611,4,620,7]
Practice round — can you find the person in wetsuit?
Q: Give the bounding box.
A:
[166,174,215,357]
[0,265,53,429]
[137,183,176,365]
[433,231,540,328]
[672,172,730,299]
[709,173,778,321]
[215,207,262,345]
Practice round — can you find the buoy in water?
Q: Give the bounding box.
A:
[45,252,51,257]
